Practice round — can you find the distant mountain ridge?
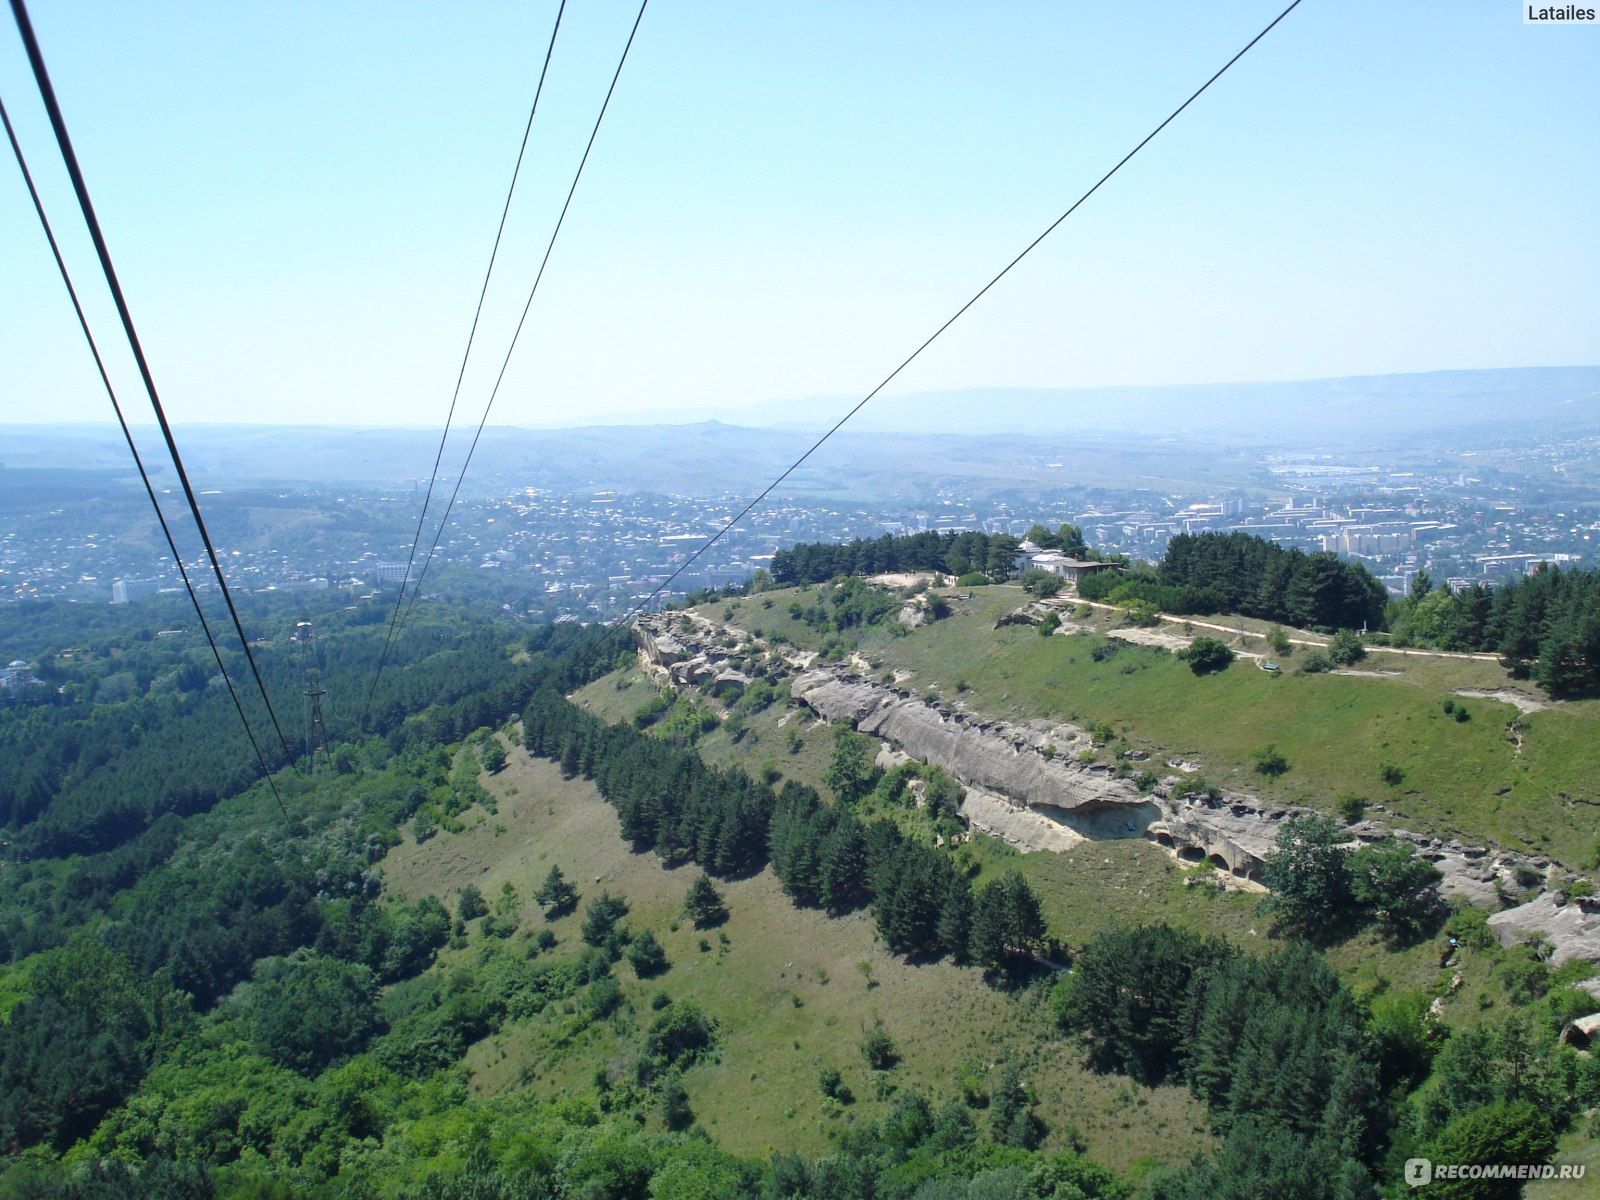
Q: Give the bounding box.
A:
[3,367,1594,497]
[586,365,1600,438]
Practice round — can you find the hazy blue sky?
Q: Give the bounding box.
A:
[1,1,1595,430]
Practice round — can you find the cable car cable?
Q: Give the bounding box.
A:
[9,0,301,772]
[366,0,570,726]
[392,0,649,635]
[0,89,291,820]
[622,0,1306,625]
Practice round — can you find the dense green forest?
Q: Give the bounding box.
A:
[1073,531,1391,632]
[1,595,1594,1198]
[1383,566,1600,698]
[770,527,1390,632]
[0,593,558,858]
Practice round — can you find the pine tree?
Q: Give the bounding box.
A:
[534,865,578,916]
[627,930,669,978]
[581,892,629,947]
[559,736,581,779]
[817,820,868,914]
[681,873,728,928]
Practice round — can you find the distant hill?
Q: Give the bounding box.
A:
[690,365,1600,439]
[4,366,1594,497]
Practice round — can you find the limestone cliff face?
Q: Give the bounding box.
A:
[790,667,1145,816]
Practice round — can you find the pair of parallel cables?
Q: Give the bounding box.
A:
[365,0,649,720]
[4,0,296,817]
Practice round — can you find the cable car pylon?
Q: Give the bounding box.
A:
[295,619,332,772]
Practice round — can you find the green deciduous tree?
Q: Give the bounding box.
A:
[823,725,880,805]
[1260,814,1350,934]
[246,953,383,1074]
[457,884,488,922]
[1347,838,1443,939]
[1178,636,1234,675]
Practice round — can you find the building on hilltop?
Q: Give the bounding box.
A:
[111,578,162,604]
[1012,542,1118,583]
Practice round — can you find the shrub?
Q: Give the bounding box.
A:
[1297,650,1332,674]
[1446,904,1496,950]
[586,975,623,1019]
[1251,744,1290,778]
[626,930,669,978]
[1328,629,1366,666]
[861,1026,899,1070]
[1380,763,1405,787]
[643,1002,717,1072]
[457,884,488,923]
[1020,569,1063,598]
[1178,636,1234,675]
[819,1067,853,1103]
[1122,600,1160,627]
[1335,791,1367,823]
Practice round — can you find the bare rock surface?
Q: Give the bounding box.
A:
[791,667,1140,815]
[961,789,1086,852]
[1487,891,1600,968]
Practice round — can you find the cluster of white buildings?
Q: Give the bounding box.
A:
[1010,541,1118,583]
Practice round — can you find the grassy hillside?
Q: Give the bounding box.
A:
[708,583,1600,867]
[381,745,1214,1171]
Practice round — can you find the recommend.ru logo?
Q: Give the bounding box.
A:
[1405,1157,1587,1187]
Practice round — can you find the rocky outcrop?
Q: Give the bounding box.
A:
[638,608,1599,972]
[635,624,691,667]
[1148,799,1277,878]
[791,667,1140,816]
[961,788,1087,853]
[1487,891,1600,969]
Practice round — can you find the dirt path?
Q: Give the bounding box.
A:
[1073,597,1503,662]
[1453,688,1547,714]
